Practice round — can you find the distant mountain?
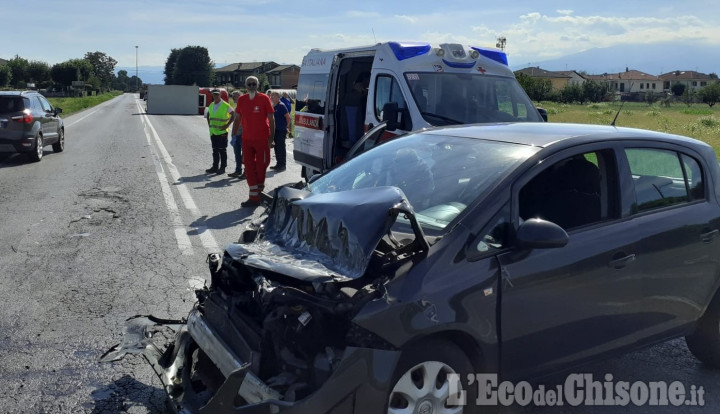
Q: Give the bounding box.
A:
[510,42,720,76]
[116,66,165,85]
[116,63,234,85]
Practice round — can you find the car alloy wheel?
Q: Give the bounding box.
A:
[387,340,476,414]
[52,129,64,152]
[388,360,463,414]
[31,134,43,162]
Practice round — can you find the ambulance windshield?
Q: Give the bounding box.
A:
[405,72,543,125]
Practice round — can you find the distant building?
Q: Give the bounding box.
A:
[0,57,7,65]
[265,64,300,89]
[213,62,279,87]
[586,69,659,94]
[659,70,714,92]
[515,67,586,90]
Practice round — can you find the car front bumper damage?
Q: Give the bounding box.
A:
[102,310,400,414]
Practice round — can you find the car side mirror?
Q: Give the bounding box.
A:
[516,218,568,249]
[382,102,399,131]
[536,107,548,122]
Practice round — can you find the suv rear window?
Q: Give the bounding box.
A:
[0,97,25,113]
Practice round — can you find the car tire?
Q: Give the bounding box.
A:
[387,339,478,414]
[52,129,64,153]
[686,296,720,368]
[30,134,43,162]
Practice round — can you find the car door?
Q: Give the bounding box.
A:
[35,96,58,141]
[497,145,649,380]
[618,144,720,340]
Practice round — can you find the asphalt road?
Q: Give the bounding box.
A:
[0,93,717,413]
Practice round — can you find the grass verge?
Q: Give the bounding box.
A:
[48,91,124,117]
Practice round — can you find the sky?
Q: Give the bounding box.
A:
[4,0,720,81]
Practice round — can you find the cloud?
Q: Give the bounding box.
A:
[395,14,418,23]
[505,11,719,62]
[557,10,573,15]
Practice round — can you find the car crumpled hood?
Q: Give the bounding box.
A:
[227,186,410,282]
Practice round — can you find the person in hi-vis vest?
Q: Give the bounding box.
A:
[204,89,235,175]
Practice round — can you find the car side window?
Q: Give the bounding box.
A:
[625,148,697,212]
[519,150,618,230]
[476,211,511,254]
[36,96,52,112]
[682,154,705,200]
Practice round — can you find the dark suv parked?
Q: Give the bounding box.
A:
[0,91,64,162]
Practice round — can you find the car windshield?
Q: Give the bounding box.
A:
[310,132,539,233]
[405,72,543,125]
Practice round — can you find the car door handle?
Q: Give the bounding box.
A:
[608,253,636,269]
[701,229,719,243]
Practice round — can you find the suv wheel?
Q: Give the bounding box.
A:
[52,129,65,153]
[30,134,43,162]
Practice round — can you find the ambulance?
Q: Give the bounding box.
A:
[293,41,545,178]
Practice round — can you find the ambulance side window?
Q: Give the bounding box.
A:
[297,73,328,114]
[375,75,409,130]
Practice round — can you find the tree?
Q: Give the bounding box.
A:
[50,62,80,87]
[258,73,270,92]
[6,55,29,87]
[681,88,696,107]
[699,82,720,108]
[559,84,583,104]
[172,46,213,86]
[582,80,610,102]
[164,48,181,85]
[27,60,52,85]
[50,59,93,87]
[84,51,118,89]
[0,65,11,87]
[671,83,686,97]
[514,72,553,101]
[710,73,718,80]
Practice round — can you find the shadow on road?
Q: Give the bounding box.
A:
[190,209,256,233]
[91,374,169,414]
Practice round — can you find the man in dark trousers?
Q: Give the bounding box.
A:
[269,91,291,172]
[234,77,275,208]
[204,89,235,174]
[228,90,245,178]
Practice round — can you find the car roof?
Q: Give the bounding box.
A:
[0,91,37,97]
[420,122,707,150]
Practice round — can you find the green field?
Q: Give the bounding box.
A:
[47,91,123,117]
[540,101,720,156]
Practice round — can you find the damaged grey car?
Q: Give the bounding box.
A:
[102,123,720,413]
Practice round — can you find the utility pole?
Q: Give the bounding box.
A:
[135,45,139,92]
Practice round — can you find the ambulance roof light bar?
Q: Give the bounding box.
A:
[388,42,432,61]
[470,47,509,66]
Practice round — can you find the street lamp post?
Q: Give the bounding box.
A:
[135,45,139,92]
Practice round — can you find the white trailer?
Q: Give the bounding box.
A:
[146,85,199,115]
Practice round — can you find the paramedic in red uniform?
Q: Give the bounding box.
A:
[235,76,275,208]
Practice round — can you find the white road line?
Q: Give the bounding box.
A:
[64,109,99,128]
[136,100,220,255]
[137,110,194,256]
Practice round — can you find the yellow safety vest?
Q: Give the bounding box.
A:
[208,100,232,135]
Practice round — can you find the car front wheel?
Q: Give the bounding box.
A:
[52,129,64,152]
[387,340,477,414]
[30,134,43,162]
[686,295,720,368]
